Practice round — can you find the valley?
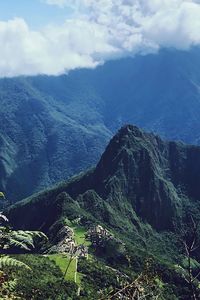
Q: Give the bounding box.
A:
[4,124,200,299]
[2,49,200,204]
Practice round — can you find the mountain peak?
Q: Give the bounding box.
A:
[112,124,146,144]
[95,125,157,182]
[8,124,200,232]
[118,124,143,135]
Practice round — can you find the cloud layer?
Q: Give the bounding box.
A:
[44,0,71,8]
[1,0,200,77]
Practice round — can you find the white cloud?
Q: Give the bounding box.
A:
[1,0,200,76]
[0,18,117,77]
[44,0,69,8]
[80,0,200,52]
[43,0,82,9]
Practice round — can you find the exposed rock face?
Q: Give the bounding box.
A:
[48,226,75,254]
[7,125,200,232]
[87,225,114,246]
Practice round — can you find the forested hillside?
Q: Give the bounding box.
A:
[2,48,200,202]
[6,125,200,299]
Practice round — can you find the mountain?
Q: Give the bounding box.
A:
[29,47,200,144]
[8,124,200,234]
[2,47,200,202]
[7,124,200,298]
[0,77,111,202]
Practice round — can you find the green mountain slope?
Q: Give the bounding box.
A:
[0,77,111,202]
[8,124,200,232]
[2,49,200,203]
[7,124,200,298]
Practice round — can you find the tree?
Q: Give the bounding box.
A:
[179,216,200,300]
[101,259,164,300]
[0,192,5,198]
[0,192,7,210]
[0,213,48,299]
[0,214,47,254]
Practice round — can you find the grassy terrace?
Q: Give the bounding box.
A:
[48,225,90,285]
[72,225,91,247]
[48,254,81,284]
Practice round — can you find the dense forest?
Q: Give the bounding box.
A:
[1,125,200,299]
[2,49,200,203]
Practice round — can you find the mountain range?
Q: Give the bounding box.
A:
[7,124,200,298]
[2,47,200,202]
[8,123,200,232]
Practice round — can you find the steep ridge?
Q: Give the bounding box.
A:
[8,125,200,233]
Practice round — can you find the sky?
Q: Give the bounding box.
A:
[1,0,200,77]
[0,0,73,28]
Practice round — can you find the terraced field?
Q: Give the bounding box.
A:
[48,226,90,285]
